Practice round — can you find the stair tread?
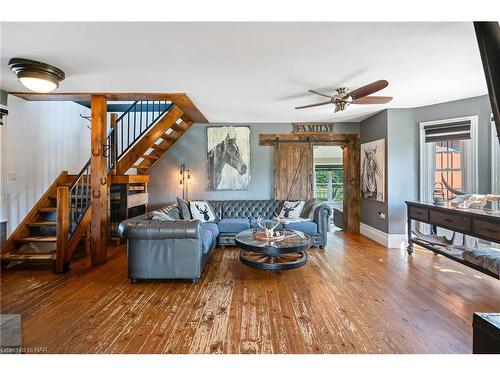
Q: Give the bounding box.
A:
[38,207,57,213]
[27,221,57,227]
[14,236,57,243]
[142,154,159,160]
[1,252,56,261]
[161,133,179,141]
[150,144,169,151]
[171,123,188,132]
[132,165,149,170]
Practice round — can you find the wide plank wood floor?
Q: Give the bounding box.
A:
[1,231,499,354]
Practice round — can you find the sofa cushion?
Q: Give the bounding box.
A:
[190,201,217,222]
[201,222,220,239]
[283,220,317,235]
[201,230,214,254]
[217,218,250,233]
[279,201,305,219]
[177,197,191,219]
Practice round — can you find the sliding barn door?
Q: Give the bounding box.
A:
[274,142,314,200]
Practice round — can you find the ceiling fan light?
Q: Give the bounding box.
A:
[8,58,65,93]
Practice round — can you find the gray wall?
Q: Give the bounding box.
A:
[414,95,492,193]
[359,95,492,235]
[359,110,389,233]
[387,109,418,234]
[148,122,359,207]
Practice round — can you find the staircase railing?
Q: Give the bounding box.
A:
[68,159,91,236]
[107,100,172,171]
[66,100,172,243]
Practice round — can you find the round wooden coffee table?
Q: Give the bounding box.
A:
[235,228,311,271]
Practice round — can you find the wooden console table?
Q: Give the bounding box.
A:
[406,201,500,278]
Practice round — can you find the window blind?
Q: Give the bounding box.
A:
[424,120,471,143]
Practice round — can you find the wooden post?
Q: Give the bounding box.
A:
[56,185,69,273]
[110,113,117,175]
[343,140,360,233]
[90,95,108,266]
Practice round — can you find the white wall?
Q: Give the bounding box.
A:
[1,95,90,235]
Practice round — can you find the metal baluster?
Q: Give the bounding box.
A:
[134,102,137,140]
[140,101,143,133]
[79,177,83,224]
[120,119,124,158]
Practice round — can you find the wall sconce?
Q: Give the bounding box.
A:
[179,163,191,200]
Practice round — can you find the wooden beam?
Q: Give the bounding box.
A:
[259,133,358,146]
[115,105,183,175]
[111,175,150,184]
[10,92,208,123]
[55,186,70,273]
[343,140,360,233]
[90,95,108,266]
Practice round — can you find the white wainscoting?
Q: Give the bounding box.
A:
[360,223,406,249]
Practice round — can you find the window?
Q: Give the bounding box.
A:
[314,165,343,202]
[433,140,464,199]
[420,116,478,201]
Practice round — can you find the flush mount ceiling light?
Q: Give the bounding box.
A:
[8,58,65,93]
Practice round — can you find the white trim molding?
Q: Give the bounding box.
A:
[491,114,500,194]
[360,223,406,249]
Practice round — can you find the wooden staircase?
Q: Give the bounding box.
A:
[1,100,195,273]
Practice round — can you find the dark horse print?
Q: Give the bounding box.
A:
[207,134,248,190]
[361,146,383,200]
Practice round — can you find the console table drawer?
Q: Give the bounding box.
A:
[430,210,471,232]
[409,206,429,222]
[473,219,500,242]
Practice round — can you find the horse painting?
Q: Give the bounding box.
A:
[207,127,250,190]
[360,139,385,202]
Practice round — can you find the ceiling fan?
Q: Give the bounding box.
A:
[295,80,393,113]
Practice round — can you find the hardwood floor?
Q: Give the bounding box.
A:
[1,231,499,354]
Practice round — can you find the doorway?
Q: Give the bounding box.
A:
[313,146,344,228]
[259,132,360,233]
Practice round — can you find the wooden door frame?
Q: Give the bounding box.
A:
[260,133,360,233]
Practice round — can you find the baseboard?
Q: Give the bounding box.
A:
[360,223,406,249]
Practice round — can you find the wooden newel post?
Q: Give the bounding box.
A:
[90,95,109,266]
[110,113,117,175]
[56,185,70,273]
[343,139,360,233]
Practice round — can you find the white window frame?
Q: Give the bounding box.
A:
[491,114,500,194]
[419,115,478,201]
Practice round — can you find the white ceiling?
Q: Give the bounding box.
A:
[0,22,487,123]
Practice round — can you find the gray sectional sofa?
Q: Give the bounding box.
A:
[118,199,331,283]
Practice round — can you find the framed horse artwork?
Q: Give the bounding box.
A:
[360,138,385,202]
[207,126,251,191]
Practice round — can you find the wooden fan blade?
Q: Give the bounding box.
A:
[295,100,332,109]
[308,89,334,99]
[348,80,389,100]
[352,96,393,104]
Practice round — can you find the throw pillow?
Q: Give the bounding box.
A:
[150,211,173,221]
[177,197,191,219]
[190,201,216,222]
[279,200,305,219]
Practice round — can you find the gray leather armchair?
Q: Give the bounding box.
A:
[118,216,212,283]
